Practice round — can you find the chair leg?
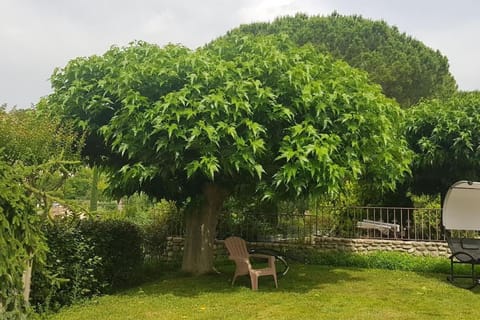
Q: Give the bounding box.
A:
[232,274,238,286]
[250,274,258,290]
[273,273,278,288]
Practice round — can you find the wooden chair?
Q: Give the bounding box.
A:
[224,236,278,290]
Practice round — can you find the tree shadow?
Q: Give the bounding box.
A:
[395,257,480,294]
[116,261,480,301]
[116,263,365,298]
[416,270,480,293]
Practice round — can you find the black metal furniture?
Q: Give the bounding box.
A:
[443,181,480,289]
[446,236,480,289]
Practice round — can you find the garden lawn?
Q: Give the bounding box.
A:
[49,264,479,320]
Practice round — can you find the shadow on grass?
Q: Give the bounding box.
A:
[300,250,480,294]
[116,263,366,298]
[115,251,480,299]
[419,270,480,293]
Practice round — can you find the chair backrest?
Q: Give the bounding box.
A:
[443,180,480,230]
[224,236,249,258]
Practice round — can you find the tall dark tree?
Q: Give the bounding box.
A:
[40,35,411,274]
[228,13,457,107]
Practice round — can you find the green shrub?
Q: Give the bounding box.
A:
[304,250,451,273]
[0,160,46,319]
[79,219,144,289]
[30,219,103,313]
[31,218,144,314]
[98,195,182,263]
[133,199,183,263]
[142,222,170,262]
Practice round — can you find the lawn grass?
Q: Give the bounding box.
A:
[49,263,479,320]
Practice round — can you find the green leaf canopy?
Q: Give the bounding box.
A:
[42,35,411,202]
[406,91,480,196]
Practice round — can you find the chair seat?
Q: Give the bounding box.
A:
[250,267,276,276]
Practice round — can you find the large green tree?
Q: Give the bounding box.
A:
[41,35,411,274]
[228,13,457,107]
[406,91,480,202]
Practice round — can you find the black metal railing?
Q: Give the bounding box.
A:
[169,206,446,243]
[215,206,443,243]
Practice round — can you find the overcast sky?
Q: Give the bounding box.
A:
[1,0,479,108]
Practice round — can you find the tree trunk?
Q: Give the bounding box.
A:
[89,166,99,212]
[22,257,33,305]
[182,183,226,275]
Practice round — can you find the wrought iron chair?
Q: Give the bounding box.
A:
[443,180,480,289]
[446,235,480,289]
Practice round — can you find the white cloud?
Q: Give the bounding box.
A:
[417,19,480,91]
[238,0,327,23]
[0,0,479,108]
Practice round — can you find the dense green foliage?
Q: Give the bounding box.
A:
[228,13,457,107]
[96,193,182,261]
[0,107,80,318]
[0,108,78,166]
[31,218,144,313]
[306,251,450,273]
[29,193,178,314]
[0,160,45,319]
[125,197,183,262]
[0,107,82,215]
[406,91,480,197]
[62,166,108,200]
[79,219,144,289]
[31,220,103,312]
[42,35,410,201]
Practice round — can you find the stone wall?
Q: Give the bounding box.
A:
[164,236,451,262]
[313,237,450,256]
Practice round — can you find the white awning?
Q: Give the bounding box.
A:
[443,180,480,230]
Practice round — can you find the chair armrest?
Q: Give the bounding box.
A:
[229,256,250,262]
[250,253,273,260]
[450,251,476,263]
[250,254,276,268]
[461,239,480,250]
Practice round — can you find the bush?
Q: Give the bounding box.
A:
[118,197,183,263]
[304,250,451,273]
[31,218,144,313]
[79,219,144,289]
[31,219,102,313]
[0,160,46,319]
[142,222,171,262]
